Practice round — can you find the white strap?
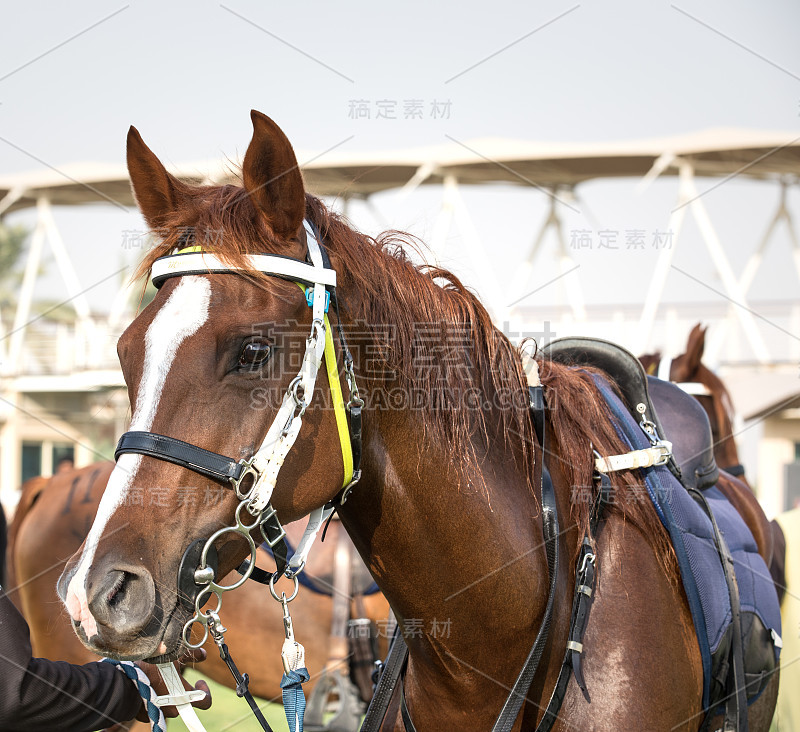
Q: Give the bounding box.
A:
[677,381,712,396]
[154,690,207,706]
[156,663,207,732]
[151,251,337,287]
[594,443,672,473]
[303,220,324,269]
[245,223,329,515]
[288,504,336,574]
[521,351,541,387]
[657,356,672,381]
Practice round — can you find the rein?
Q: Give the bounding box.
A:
[113,219,363,732]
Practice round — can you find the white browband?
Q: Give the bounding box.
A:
[151,251,337,288]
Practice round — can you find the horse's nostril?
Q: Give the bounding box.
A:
[106,572,127,607]
[87,566,155,635]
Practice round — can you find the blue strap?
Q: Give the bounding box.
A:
[281,667,310,732]
[261,539,380,596]
[101,659,165,732]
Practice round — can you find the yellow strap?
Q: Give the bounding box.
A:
[176,245,204,254]
[323,313,354,488]
[296,284,354,488]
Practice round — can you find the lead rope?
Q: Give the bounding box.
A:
[100,659,166,732]
[278,586,310,732]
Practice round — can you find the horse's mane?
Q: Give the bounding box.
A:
[537,360,676,574]
[136,187,538,495]
[135,185,675,572]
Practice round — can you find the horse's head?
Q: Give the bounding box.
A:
[58,112,352,660]
[646,323,741,474]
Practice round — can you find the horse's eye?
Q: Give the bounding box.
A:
[239,341,272,369]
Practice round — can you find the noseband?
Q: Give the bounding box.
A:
[113,219,363,647]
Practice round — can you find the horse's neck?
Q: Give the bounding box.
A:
[339,403,551,648]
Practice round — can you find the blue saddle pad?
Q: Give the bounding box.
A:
[591,374,781,708]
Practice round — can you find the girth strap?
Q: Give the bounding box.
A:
[115,431,243,484]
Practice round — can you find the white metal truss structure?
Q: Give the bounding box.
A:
[0,128,799,510]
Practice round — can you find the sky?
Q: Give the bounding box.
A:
[0,0,798,349]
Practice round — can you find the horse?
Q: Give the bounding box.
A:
[640,323,743,477]
[640,324,787,601]
[57,111,779,730]
[0,500,7,588]
[8,462,388,722]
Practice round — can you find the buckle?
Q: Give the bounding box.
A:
[231,459,259,501]
[305,288,330,312]
[340,469,362,504]
[652,441,673,466]
[259,505,287,549]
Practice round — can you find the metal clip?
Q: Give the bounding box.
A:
[639,415,662,446]
[579,551,596,574]
[345,360,364,409]
[206,610,227,647]
[280,594,300,674]
[652,441,673,466]
[231,458,259,501]
[340,469,362,504]
[281,594,295,642]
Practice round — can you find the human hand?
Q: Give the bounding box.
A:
[135,647,212,721]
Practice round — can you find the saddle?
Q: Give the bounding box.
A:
[647,376,719,491]
[540,336,781,726]
[542,336,717,488]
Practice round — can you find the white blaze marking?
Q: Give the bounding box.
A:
[65,276,211,635]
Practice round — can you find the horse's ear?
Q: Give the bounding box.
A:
[242,110,305,240]
[127,126,188,231]
[685,323,707,374]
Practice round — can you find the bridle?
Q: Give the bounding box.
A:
[113,218,364,649]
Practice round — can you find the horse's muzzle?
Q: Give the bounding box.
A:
[61,558,158,654]
[86,564,156,635]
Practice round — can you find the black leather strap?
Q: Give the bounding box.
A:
[235,560,277,586]
[536,472,610,731]
[361,629,409,732]
[400,659,419,732]
[217,641,275,731]
[115,431,243,484]
[723,464,746,478]
[492,385,559,732]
